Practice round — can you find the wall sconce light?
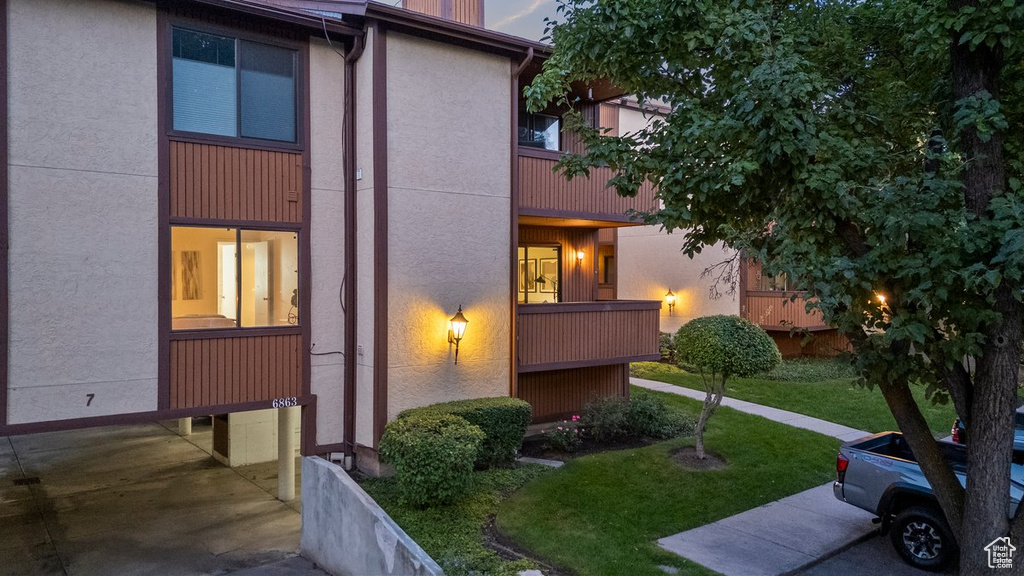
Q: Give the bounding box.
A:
[576,249,585,265]
[665,290,676,315]
[448,306,469,365]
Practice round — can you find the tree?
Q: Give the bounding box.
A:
[528,0,1024,572]
[674,315,781,459]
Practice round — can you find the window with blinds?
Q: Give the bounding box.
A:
[172,28,297,143]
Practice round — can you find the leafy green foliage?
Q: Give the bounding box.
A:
[361,464,551,576]
[581,395,629,442]
[627,389,695,439]
[675,316,782,379]
[545,416,584,452]
[398,397,532,468]
[659,331,678,364]
[379,414,485,507]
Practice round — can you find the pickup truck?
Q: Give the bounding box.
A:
[833,431,1024,571]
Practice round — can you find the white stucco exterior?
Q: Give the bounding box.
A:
[6,0,159,424]
[308,38,348,446]
[383,33,511,420]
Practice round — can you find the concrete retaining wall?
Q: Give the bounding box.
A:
[301,457,444,576]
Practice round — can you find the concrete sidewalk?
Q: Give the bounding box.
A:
[632,376,878,575]
[632,377,870,442]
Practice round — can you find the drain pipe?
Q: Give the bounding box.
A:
[342,32,366,469]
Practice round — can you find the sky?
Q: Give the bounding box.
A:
[484,0,559,42]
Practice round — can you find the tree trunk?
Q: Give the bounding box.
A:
[947,3,1019,572]
[695,374,726,460]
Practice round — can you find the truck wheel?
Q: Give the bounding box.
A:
[890,506,957,571]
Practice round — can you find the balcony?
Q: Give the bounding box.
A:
[743,292,830,332]
[518,149,657,226]
[517,300,661,372]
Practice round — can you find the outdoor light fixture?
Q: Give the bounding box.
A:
[448,306,469,365]
[875,293,887,306]
[665,290,676,314]
[576,249,585,264]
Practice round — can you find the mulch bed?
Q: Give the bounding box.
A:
[519,434,658,461]
[669,446,728,470]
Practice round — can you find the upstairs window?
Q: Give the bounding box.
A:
[518,112,560,151]
[172,27,297,143]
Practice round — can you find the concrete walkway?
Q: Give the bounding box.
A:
[631,377,878,576]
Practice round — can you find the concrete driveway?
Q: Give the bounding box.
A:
[2,420,302,576]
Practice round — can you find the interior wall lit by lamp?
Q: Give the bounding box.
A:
[665,290,676,315]
[448,306,469,365]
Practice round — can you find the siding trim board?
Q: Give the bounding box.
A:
[371,24,389,448]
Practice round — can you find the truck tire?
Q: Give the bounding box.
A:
[890,506,958,571]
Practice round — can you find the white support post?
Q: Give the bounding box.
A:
[178,417,192,436]
[277,406,297,501]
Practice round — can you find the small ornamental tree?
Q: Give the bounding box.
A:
[675,316,781,459]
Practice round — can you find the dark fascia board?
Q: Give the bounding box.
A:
[262,0,367,16]
[151,0,363,37]
[364,1,551,58]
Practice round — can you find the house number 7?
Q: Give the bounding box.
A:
[86,393,95,406]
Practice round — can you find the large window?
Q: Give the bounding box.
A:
[171,226,299,330]
[518,245,561,304]
[518,112,560,151]
[172,27,297,142]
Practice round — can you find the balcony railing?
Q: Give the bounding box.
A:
[517,300,661,372]
[518,149,657,223]
[743,292,830,331]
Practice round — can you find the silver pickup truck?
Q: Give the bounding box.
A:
[833,431,1024,571]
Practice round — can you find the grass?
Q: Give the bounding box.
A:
[496,388,839,576]
[360,464,552,576]
[632,360,957,436]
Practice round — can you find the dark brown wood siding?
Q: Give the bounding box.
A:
[519,225,598,302]
[402,0,483,25]
[169,334,302,409]
[518,153,657,220]
[402,0,442,18]
[169,141,303,223]
[517,301,661,370]
[517,364,629,423]
[744,294,826,330]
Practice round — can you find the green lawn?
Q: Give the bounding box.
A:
[360,464,552,576]
[632,361,957,436]
[495,389,839,576]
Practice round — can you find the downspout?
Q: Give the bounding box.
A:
[343,32,366,463]
[509,47,533,399]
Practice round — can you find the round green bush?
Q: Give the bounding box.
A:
[397,397,532,468]
[674,315,782,377]
[378,414,485,508]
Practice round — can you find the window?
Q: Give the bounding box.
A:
[172,27,297,142]
[518,112,560,151]
[171,226,299,330]
[518,245,561,304]
[755,270,790,291]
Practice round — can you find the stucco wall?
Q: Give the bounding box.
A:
[617,227,740,334]
[6,0,159,423]
[308,38,347,446]
[384,34,511,419]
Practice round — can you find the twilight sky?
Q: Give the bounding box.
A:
[484,0,559,42]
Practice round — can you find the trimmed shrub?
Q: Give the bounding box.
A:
[627,392,695,439]
[544,415,583,452]
[398,397,532,467]
[379,414,485,507]
[581,396,630,442]
[659,332,677,364]
[675,315,782,379]
[675,315,781,459]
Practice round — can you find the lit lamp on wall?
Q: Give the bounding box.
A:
[448,306,469,365]
[576,249,585,266]
[665,290,676,315]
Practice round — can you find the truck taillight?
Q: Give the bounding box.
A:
[836,453,849,483]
